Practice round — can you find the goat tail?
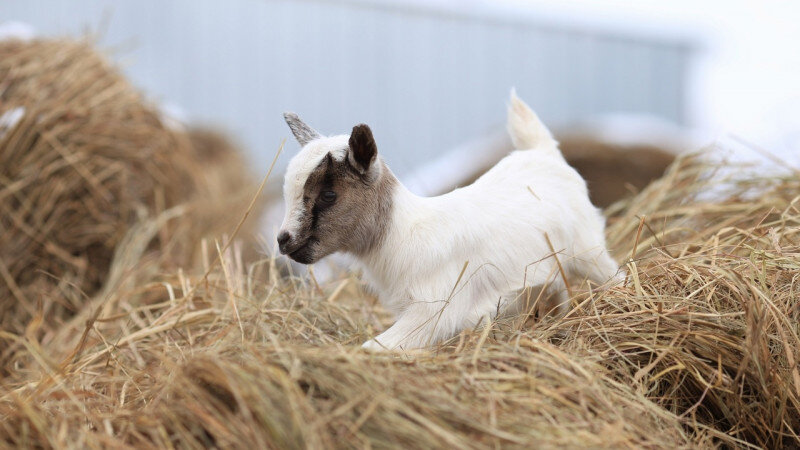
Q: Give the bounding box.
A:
[507,88,554,150]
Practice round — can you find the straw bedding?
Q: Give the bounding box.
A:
[1,39,799,449]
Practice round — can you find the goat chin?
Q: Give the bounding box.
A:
[354,92,621,351]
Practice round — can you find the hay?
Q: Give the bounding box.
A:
[0,251,695,449]
[0,151,797,448]
[0,39,261,369]
[184,126,266,256]
[558,136,676,207]
[594,155,800,447]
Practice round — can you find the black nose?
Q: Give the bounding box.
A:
[277,231,291,252]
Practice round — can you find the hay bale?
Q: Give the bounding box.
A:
[558,136,676,207]
[0,39,261,360]
[440,134,676,208]
[185,126,265,246]
[598,155,800,447]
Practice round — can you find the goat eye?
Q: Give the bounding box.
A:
[321,190,336,203]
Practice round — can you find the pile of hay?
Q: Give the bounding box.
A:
[558,136,676,207]
[0,149,797,448]
[0,39,261,369]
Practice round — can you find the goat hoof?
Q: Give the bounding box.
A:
[361,339,387,352]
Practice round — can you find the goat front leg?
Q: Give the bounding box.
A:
[362,300,471,351]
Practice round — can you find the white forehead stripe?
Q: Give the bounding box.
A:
[281,135,349,230]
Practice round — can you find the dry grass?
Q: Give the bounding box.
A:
[1,152,797,449]
[0,39,261,371]
[1,39,799,449]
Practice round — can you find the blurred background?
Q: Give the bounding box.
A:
[2,0,798,199]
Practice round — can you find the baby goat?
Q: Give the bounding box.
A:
[278,91,620,350]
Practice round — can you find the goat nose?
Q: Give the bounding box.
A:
[277,231,291,252]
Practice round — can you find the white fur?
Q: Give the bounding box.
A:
[282,92,621,351]
[507,88,552,149]
[359,92,620,350]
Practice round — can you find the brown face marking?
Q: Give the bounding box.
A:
[282,151,396,264]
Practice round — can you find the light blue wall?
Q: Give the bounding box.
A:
[1,0,694,174]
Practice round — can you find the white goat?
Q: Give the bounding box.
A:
[278,91,621,350]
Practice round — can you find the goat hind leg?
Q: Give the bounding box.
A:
[539,276,570,318]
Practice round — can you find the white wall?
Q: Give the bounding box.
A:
[0,0,694,173]
[495,0,800,164]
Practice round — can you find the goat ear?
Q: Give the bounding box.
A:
[283,112,320,147]
[348,124,377,173]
